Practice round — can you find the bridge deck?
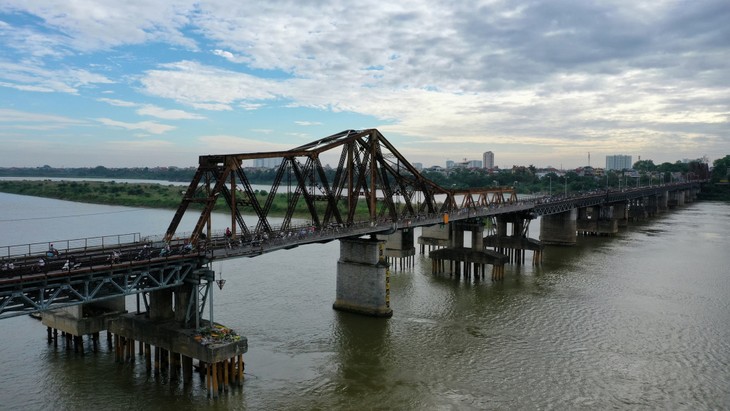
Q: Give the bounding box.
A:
[0,181,702,319]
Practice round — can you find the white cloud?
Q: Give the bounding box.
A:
[136,105,206,120]
[0,0,199,51]
[96,118,176,134]
[0,60,113,94]
[212,49,249,64]
[0,108,87,126]
[1,0,728,167]
[140,60,279,109]
[98,98,138,107]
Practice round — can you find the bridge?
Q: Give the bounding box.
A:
[0,128,705,395]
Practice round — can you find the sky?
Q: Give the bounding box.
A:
[0,1,728,170]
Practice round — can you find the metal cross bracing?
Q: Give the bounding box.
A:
[164,129,517,246]
[0,256,201,319]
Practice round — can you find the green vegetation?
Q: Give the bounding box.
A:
[0,180,187,208]
[0,179,376,218]
[697,155,730,201]
[0,165,196,182]
[0,165,334,185]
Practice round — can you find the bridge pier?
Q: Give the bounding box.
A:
[418,225,450,255]
[108,268,248,397]
[628,198,648,221]
[333,237,392,317]
[483,214,543,265]
[612,202,629,227]
[669,190,686,208]
[378,227,416,270]
[41,297,126,354]
[645,196,659,217]
[425,218,510,281]
[657,191,669,212]
[576,206,618,236]
[539,208,577,245]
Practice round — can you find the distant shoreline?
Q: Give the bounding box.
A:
[0,179,374,218]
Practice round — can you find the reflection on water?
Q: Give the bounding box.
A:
[1,193,729,409]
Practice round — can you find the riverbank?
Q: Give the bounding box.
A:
[0,180,188,209]
[0,179,371,219]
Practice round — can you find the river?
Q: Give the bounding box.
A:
[0,192,728,410]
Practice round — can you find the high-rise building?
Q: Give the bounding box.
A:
[483,151,494,169]
[605,155,632,171]
[446,160,455,169]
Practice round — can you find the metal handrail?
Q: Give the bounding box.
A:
[1,233,142,259]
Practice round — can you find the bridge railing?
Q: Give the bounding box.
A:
[1,233,143,260]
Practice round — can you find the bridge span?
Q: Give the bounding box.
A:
[0,128,706,396]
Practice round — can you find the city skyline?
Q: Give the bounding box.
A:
[1,2,728,169]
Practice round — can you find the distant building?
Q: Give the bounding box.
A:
[483,151,494,169]
[446,160,455,169]
[605,154,632,171]
[412,162,423,171]
[253,157,282,168]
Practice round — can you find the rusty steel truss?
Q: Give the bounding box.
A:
[165,129,516,243]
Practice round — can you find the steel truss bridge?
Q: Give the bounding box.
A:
[0,129,705,319]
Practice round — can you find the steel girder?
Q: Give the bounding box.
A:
[163,128,707,245]
[164,129,465,244]
[0,258,199,319]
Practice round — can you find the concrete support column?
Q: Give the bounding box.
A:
[333,237,392,317]
[182,355,193,382]
[513,219,524,237]
[646,196,658,217]
[472,223,484,251]
[173,283,194,325]
[377,228,416,270]
[539,208,577,245]
[496,219,508,237]
[149,289,174,321]
[449,223,464,248]
[657,190,669,212]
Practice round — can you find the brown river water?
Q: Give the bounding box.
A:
[0,192,728,410]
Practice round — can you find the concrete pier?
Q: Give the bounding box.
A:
[483,214,543,265]
[612,202,628,227]
[378,227,416,270]
[41,297,126,354]
[418,224,450,254]
[41,267,248,398]
[576,206,619,236]
[333,237,392,317]
[430,247,508,281]
[108,315,247,395]
[628,198,648,221]
[539,208,577,245]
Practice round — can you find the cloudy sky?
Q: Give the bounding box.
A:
[1,1,728,169]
